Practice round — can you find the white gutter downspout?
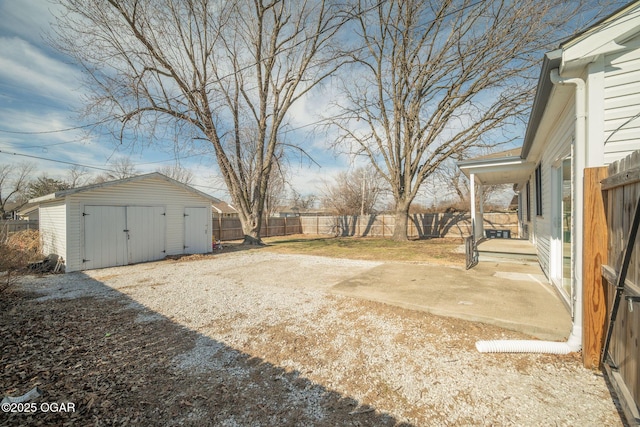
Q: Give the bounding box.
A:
[477,69,585,354]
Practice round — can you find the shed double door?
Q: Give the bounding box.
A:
[83,206,166,269]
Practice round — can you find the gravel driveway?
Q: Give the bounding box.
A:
[11,251,623,426]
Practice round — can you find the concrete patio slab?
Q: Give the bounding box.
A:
[332,260,571,341]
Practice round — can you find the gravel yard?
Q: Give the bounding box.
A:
[2,251,624,426]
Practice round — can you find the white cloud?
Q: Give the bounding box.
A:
[0,37,83,105]
[0,0,63,44]
[0,108,76,135]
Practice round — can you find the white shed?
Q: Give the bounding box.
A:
[32,173,216,272]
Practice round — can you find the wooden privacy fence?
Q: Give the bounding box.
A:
[213,212,518,241]
[0,220,39,240]
[592,151,640,425]
[298,212,519,239]
[212,216,303,241]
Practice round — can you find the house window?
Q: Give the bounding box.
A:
[526,181,531,222]
[535,163,543,216]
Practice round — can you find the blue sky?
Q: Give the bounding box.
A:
[0,0,347,201]
[0,1,625,206]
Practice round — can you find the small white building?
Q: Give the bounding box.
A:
[32,172,216,272]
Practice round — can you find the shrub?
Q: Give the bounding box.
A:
[0,230,42,293]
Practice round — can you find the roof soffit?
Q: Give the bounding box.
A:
[522,3,640,160]
[561,3,640,73]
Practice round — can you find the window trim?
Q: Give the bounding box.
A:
[526,181,531,222]
[535,163,543,216]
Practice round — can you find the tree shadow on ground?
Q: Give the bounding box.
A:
[411,212,469,238]
[0,275,411,426]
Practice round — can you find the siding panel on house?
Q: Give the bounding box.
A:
[604,34,640,161]
[533,101,574,281]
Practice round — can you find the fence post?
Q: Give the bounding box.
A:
[582,167,609,369]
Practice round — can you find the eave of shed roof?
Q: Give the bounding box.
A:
[29,172,221,204]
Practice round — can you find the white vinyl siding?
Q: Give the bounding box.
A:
[604,33,640,163]
[38,200,66,259]
[531,101,574,280]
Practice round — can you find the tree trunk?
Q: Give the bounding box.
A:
[242,233,263,245]
[239,211,264,245]
[392,208,410,241]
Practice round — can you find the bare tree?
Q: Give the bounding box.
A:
[156,164,194,186]
[264,162,287,218]
[331,0,620,240]
[0,163,34,218]
[66,165,91,188]
[429,156,513,211]
[93,157,140,183]
[53,0,348,244]
[290,189,317,211]
[321,166,384,215]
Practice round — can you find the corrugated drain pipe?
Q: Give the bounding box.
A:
[477,68,585,354]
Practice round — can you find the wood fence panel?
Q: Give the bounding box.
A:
[601,151,640,424]
[582,167,608,369]
[213,216,302,241]
[218,217,244,240]
[214,213,518,241]
[0,220,39,239]
[296,212,517,239]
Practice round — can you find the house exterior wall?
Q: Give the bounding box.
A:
[38,199,67,260]
[62,176,211,272]
[603,33,640,163]
[527,36,640,291]
[528,98,574,282]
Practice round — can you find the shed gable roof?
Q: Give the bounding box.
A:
[30,172,220,204]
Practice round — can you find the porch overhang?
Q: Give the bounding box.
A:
[457,149,535,241]
[457,155,535,189]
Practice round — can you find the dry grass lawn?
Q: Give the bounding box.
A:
[260,234,466,265]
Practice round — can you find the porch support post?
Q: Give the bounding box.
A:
[470,173,477,239]
[478,183,485,239]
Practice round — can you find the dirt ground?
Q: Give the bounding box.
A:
[0,251,625,426]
